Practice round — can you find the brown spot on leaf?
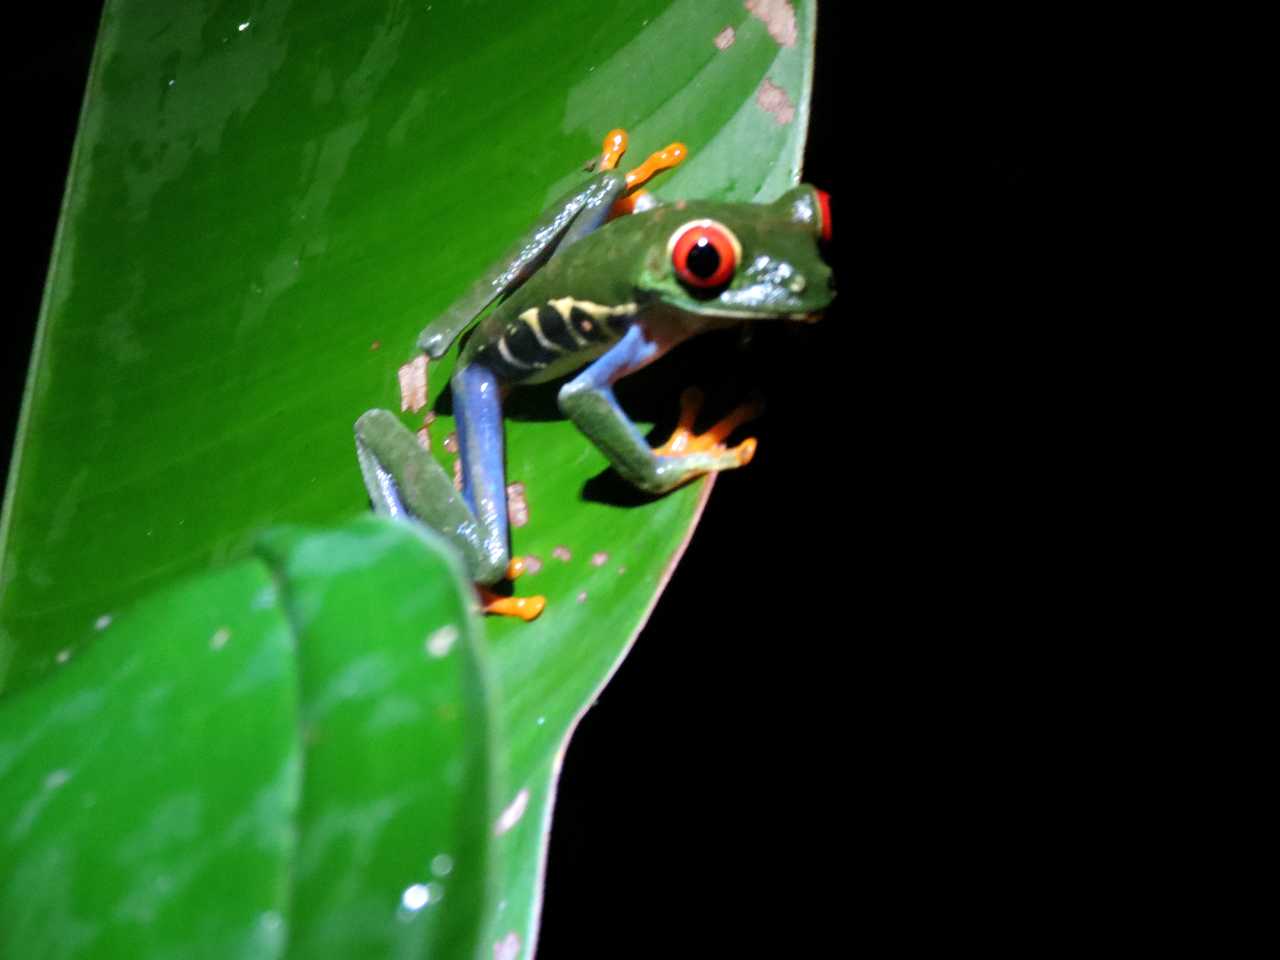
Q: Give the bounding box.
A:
[714,25,736,50]
[453,458,463,492]
[756,78,796,125]
[370,339,381,351]
[416,427,431,451]
[398,355,429,412]
[744,0,797,47]
[442,431,459,454]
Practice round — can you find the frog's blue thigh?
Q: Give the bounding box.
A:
[558,325,677,493]
[452,363,509,576]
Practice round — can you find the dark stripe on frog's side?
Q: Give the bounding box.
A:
[471,333,537,381]
[502,315,562,370]
[472,299,640,384]
[532,303,584,352]
[567,304,617,344]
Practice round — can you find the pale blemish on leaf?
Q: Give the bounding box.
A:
[426,624,459,658]
[714,25,736,50]
[94,614,112,631]
[576,591,588,604]
[590,551,609,567]
[56,649,72,664]
[507,482,529,527]
[431,853,454,876]
[756,78,796,125]
[523,555,543,575]
[210,627,230,650]
[443,431,459,454]
[552,545,572,562]
[495,788,529,835]
[44,769,71,790]
[745,0,797,47]
[398,355,429,412]
[494,932,521,960]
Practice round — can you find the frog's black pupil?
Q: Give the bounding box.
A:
[687,238,721,279]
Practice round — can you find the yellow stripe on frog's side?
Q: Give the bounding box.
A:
[548,297,638,345]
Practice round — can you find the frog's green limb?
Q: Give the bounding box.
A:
[354,364,512,584]
[417,131,689,359]
[416,172,627,359]
[354,409,504,582]
[556,326,755,494]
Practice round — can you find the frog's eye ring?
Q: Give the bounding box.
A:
[669,220,741,291]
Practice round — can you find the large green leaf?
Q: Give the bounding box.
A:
[2,0,817,954]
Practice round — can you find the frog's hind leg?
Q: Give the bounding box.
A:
[449,363,511,584]
[354,373,508,586]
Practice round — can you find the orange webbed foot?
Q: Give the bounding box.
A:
[603,132,688,220]
[652,387,763,467]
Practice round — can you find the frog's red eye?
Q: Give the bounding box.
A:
[814,188,833,242]
[669,220,739,290]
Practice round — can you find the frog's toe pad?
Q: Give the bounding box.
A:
[479,587,545,621]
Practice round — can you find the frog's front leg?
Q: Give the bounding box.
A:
[355,365,543,618]
[557,326,757,494]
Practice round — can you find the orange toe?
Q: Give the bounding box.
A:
[481,592,546,622]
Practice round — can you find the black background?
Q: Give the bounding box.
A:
[3,4,1067,957]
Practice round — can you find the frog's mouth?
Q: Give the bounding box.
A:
[673,303,825,323]
[787,310,824,324]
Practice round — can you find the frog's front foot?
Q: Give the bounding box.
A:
[649,387,763,488]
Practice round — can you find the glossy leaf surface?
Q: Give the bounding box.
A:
[1,0,816,955]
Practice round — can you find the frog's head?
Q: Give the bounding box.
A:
[636,185,834,322]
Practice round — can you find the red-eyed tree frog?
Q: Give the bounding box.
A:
[355,130,835,619]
